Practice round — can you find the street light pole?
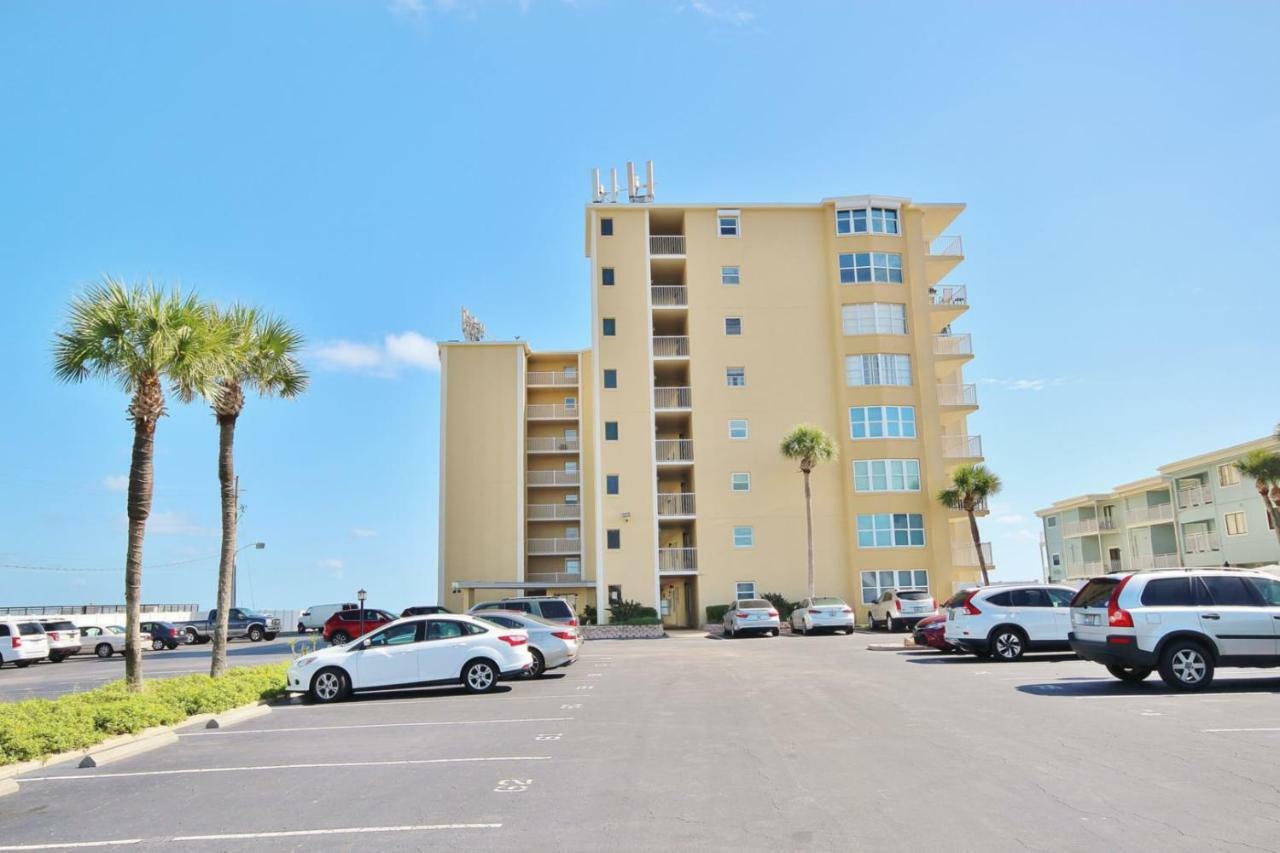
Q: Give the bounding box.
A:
[357,588,367,640]
[232,542,267,607]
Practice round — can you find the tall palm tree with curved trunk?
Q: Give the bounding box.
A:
[779,425,837,601]
[53,279,227,692]
[206,305,308,677]
[1234,447,1280,550]
[937,463,1002,587]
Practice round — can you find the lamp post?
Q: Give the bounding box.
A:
[357,588,367,640]
[231,542,266,607]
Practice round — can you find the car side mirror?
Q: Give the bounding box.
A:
[359,639,371,650]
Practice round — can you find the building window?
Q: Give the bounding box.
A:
[853,459,921,492]
[850,406,916,439]
[606,529,621,549]
[733,525,754,547]
[1218,464,1241,487]
[735,581,757,600]
[1051,553,1061,566]
[1046,516,1057,528]
[603,369,617,389]
[718,210,740,237]
[726,367,746,387]
[604,421,618,441]
[602,317,616,337]
[565,558,581,575]
[1225,511,1248,536]
[838,252,903,284]
[728,419,749,439]
[565,527,579,540]
[860,569,928,605]
[731,473,751,492]
[837,207,900,236]
[721,265,740,285]
[857,513,926,548]
[600,218,613,236]
[564,396,577,410]
[565,460,578,473]
[601,267,615,286]
[724,317,743,336]
[842,303,907,336]
[565,493,578,504]
[845,354,911,387]
[606,474,619,495]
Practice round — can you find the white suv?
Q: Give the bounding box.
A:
[0,619,51,668]
[944,583,1077,661]
[1069,568,1280,691]
[867,589,937,632]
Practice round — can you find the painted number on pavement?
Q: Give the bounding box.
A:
[535,733,562,741]
[494,779,533,793]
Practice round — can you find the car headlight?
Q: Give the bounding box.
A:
[297,656,317,667]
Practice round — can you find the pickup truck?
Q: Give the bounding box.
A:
[177,608,281,645]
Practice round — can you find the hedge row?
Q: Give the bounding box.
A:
[0,662,288,766]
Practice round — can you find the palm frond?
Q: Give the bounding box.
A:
[779,424,837,465]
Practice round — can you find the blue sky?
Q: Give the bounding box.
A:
[2,1,1277,611]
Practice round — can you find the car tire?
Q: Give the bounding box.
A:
[991,627,1027,662]
[1158,640,1214,691]
[248,626,264,643]
[309,667,349,703]
[184,628,199,645]
[524,649,546,679]
[167,642,179,650]
[49,654,64,663]
[1106,664,1153,684]
[264,632,278,641]
[462,659,498,693]
[297,623,307,634]
[886,618,896,633]
[95,644,113,659]
[723,625,734,639]
[330,631,350,646]
[15,661,30,668]
[151,639,165,651]
[771,629,779,637]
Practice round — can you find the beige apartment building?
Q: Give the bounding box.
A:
[439,178,991,627]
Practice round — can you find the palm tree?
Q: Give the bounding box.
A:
[206,305,308,677]
[1234,448,1280,549]
[937,463,1002,587]
[779,425,837,601]
[53,279,227,691]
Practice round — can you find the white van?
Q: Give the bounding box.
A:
[297,603,358,633]
[0,619,51,668]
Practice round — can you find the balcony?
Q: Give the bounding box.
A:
[1131,553,1181,570]
[931,285,968,306]
[526,370,578,387]
[946,496,989,514]
[527,470,580,487]
[1177,484,1214,509]
[527,404,578,421]
[654,386,692,410]
[657,492,696,518]
[527,437,580,453]
[652,336,690,359]
[937,384,978,408]
[1065,560,1106,577]
[934,333,973,358]
[527,538,581,556]
[651,286,688,308]
[930,235,964,257]
[526,571,585,584]
[658,547,698,573]
[1126,503,1175,525]
[655,439,694,465]
[650,235,686,256]
[940,434,983,459]
[1184,531,1221,554]
[527,503,581,521]
[1063,519,1099,537]
[952,542,995,568]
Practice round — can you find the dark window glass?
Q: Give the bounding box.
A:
[603,369,617,389]
[1009,589,1051,607]
[606,474,619,495]
[605,421,618,441]
[1202,575,1261,607]
[600,218,613,236]
[607,529,621,549]
[602,318,616,336]
[985,591,1012,607]
[1045,589,1075,607]
[483,616,518,629]
[601,267,615,286]
[461,622,487,634]
[18,623,43,636]
[539,600,573,619]
[898,591,931,601]
[507,601,533,613]
[1249,577,1280,605]
[367,622,419,646]
[425,620,465,640]
[1071,578,1119,608]
[1141,578,1196,607]
[0,626,9,637]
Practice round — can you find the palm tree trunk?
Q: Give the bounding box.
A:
[123,418,156,693]
[803,468,815,600]
[1259,484,1280,551]
[968,509,990,587]
[210,414,238,677]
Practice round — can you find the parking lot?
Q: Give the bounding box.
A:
[3,632,1280,851]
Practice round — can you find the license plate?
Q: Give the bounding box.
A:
[947,610,956,620]
[1074,612,1101,627]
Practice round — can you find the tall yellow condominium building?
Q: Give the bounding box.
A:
[439,184,990,627]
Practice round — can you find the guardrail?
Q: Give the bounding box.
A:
[653,336,690,358]
[934,333,973,357]
[1177,484,1214,509]
[1126,503,1175,524]
[528,470,581,486]
[940,434,983,458]
[655,439,694,463]
[937,384,977,407]
[527,437,580,453]
[658,548,698,572]
[650,235,686,255]
[528,503,582,520]
[651,286,687,307]
[931,285,968,305]
[657,493,696,517]
[526,371,578,387]
[528,538,583,555]
[527,404,579,420]
[930,235,964,257]
[654,386,692,409]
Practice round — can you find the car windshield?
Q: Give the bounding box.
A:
[898,591,931,601]
[740,600,772,609]
[812,597,844,606]
[538,600,574,619]
[1073,578,1120,608]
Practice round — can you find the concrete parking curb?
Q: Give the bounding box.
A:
[79,729,179,768]
[0,779,17,799]
[205,702,272,729]
[866,643,912,651]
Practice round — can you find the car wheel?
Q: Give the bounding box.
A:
[991,628,1026,662]
[1158,640,1214,691]
[297,623,307,634]
[723,625,734,638]
[15,661,30,668]
[1106,664,1153,684]
[330,631,350,646]
[309,667,349,703]
[184,628,199,645]
[167,642,179,650]
[151,639,165,651]
[524,649,546,679]
[462,659,498,693]
[248,626,264,642]
[49,654,64,663]
[886,618,896,633]
[264,632,278,641]
[771,629,779,637]
[96,644,113,659]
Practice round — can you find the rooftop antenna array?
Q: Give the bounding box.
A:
[590,161,653,203]
[460,307,485,342]
[591,167,619,203]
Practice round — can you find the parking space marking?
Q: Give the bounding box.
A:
[178,716,574,736]
[270,693,595,710]
[20,756,551,782]
[0,842,143,851]
[0,824,504,850]
[1202,727,1280,733]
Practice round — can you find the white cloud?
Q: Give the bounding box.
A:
[993,512,1027,526]
[1002,528,1041,544]
[311,331,439,377]
[103,474,129,492]
[978,377,1070,393]
[351,528,378,539]
[687,0,755,26]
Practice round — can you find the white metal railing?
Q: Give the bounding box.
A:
[650,235,686,255]
[1131,553,1181,570]
[940,434,983,458]
[659,548,698,572]
[527,404,578,420]
[527,503,581,520]
[952,542,995,567]
[1065,560,1106,577]
[1177,484,1215,509]
[937,384,978,407]
[527,538,582,555]
[654,386,692,409]
[934,333,973,357]
[1184,531,1221,553]
[930,235,964,257]
[652,336,690,358]
[527,470,580,486]
[526,370,578,387]
[655,439,694,463]
[657,492,696,517]
[931,285,968,306]
[526,437,580,453]
[525,571,583,583]
[1063,519,1100,537]
[651,286,688,307]
[1126,503,1175,525]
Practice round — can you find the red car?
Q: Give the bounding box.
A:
[322,608,396,645]
[912,590,975,652]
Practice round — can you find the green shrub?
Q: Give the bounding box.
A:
[608,616,662,626]
[706,604,730,624]
[608,599,656,623]
[582,604,598,626]
[762,593,798,620]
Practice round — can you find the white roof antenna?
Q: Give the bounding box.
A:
[626,160,655,203]
[590,167,620,203]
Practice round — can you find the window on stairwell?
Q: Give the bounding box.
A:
[605,421,618,441]
[600,218,613,236]
[606,529,620,549]
[606,474,619,495]
[603,369,617,389]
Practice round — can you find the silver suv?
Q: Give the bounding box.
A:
[1069,568,1280,691]
[469,596,578,626]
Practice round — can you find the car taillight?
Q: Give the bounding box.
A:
[735,611,748,618]
[551,631,576,640]
[962,591,982,616]
[842,608,852,614]
[808,608,821,614]
[11,636,21,648]
[498,634,528,647]
[930,598,936,610]
[170,628,180,637]
[48,632,59,641]
[565,617,579,627]
[894,600,902,612]
[1108,575,1135,628]
[767,610,778,618]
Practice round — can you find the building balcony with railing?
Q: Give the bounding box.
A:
[930,285,968,306]
[650,235,686,256]
[952,541,995,568]
[653,336,690,359]
[1125,503,1175,525]
[526,437,580,453]
[1176,483,1214,510]
[527,403,579,421]
[936,383,978,408]
[1183,531,1221,554]
[527,503,581,521]
[940,434,983,459]
[525,571,586,584]
[654,386,692,411]
[526,370,579,387]
[1131,553,1181,570]
[655,439,694,465]
[651,285,687,308]
[527,538,582,556]
[930,235,964,257]
[657,492,696,518]
[1064,560,1106,577]
[527,470,581,487]
[933,333,973,358]
[658,547,698,573]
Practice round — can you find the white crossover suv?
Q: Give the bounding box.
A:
[944,583,1077,661]
[867,589,937,632]
[1069,568,1280,691]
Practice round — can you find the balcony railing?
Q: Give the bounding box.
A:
[527,538,582,555]
[654,386,692,410]
[657,492,696,517]
[934,333,973,357]
[526,370,578,387]
[937,384,978,407]
[931,285,968,306]
[941,434,983,458]
[1125,503,1175,525]
[655,439,694,464]
[651,286,688,307]
[1177,484,1214,509]
[1131,553,1181,570]
[527,437,580,453]
[527,404,578,420]
[653,336,690,358]
[1063,519,1100,537]
[527,470,580,487]
[952,542,995,567]
[1184,531,1221,554]
[525,571,584,584]
[650,235,686,255]
[658,548,698,572]
[1065,560,1106,577]
[930,235,964,257]
[527,503,581,521]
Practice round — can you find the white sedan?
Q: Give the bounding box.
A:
[790,597,856,635]
[722,599,780,638]
[287,614,533,703]
[77,625,146,658]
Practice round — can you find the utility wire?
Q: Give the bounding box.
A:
[0,552,225,573]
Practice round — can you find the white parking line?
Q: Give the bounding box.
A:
[271,694,594,710]
[20,756,550,782]
[0,824,502,850]
[1202,727,1280,733]
[179,716,574,736]
[0,842,142,851]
